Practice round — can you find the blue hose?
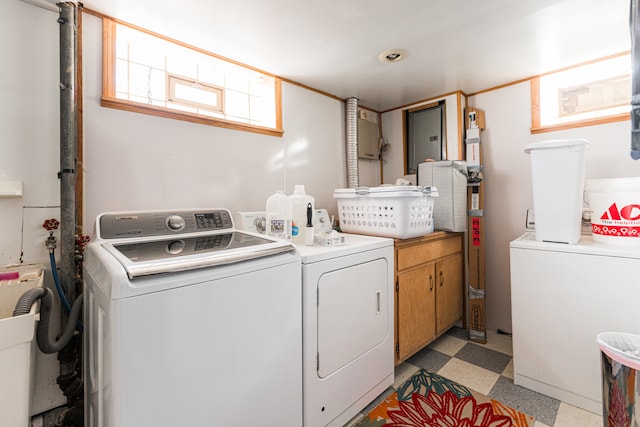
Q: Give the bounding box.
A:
[50,252,72,314]
[50,251,83,332]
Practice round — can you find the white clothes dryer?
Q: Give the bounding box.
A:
[297,233,394,427]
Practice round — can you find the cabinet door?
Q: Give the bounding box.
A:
[397,264,436,361]
[435,253,464,335]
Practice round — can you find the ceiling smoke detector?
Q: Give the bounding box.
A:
[378,49,408,63]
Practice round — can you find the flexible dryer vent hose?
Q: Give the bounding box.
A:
[345,97,360,188]
[13,287,83,354]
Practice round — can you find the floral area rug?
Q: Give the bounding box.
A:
[355,369,534,427]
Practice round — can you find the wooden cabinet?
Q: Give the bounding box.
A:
[394,231,464,365]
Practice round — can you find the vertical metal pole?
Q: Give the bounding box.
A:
[58,2,78,301]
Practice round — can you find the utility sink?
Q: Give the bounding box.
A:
[0,267,43,427]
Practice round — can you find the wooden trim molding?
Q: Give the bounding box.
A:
[402,109,408,176]
[408,102,439,113]
[275,79,283,132]
[381,90,467,115]
[457,91,464,160]
[101,96,284,137]
[531,113,630,134]
[77,6,84,232]
[530,76,541,129]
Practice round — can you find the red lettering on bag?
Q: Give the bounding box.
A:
[471,217,481,246]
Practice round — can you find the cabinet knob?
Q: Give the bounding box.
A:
[439,271,444,287]
[429,274,434,291]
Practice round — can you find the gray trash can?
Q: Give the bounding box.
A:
[597,332,640,426]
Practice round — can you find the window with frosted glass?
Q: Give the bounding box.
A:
[105,20,280,133]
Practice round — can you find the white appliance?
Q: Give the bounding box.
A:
[510,232,640,415]
[298,233,394,427]
[83,209,302,427]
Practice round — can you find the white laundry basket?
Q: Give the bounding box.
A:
[333,186,438,239]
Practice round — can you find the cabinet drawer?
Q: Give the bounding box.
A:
[397,234,462,271]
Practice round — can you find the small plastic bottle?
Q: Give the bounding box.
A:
[289,185,315,244]
[266,190,293,241]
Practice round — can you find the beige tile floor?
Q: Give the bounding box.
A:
[422,330,602,426]
[347,328,603,426]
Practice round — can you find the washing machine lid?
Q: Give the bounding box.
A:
[103,231,294,278]
[510,231,640,258]
[93,208,295,278]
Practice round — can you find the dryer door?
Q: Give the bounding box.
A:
[317,258,389,378]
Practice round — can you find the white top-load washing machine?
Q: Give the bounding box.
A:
[83,209,302,427]
[298,233,395,427]
[510,232,640,415]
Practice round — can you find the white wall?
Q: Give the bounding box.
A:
[357,108,382,187]
[0,1,61,266]
[82,14,360,234]
[469,82,638,332]
[380,108,405,184]
[0,1,70,413]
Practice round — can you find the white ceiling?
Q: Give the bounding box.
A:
[81,0,631,111]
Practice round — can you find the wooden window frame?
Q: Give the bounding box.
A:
[167,74,224,113]
[530,52,630,134]
[101,18,283,137]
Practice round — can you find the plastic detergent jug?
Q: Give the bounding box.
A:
[289,185,315,244]
[266,190,292,241]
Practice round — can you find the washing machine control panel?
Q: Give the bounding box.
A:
[98,209,234,239]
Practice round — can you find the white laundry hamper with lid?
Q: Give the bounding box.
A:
[524,139,589,244]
